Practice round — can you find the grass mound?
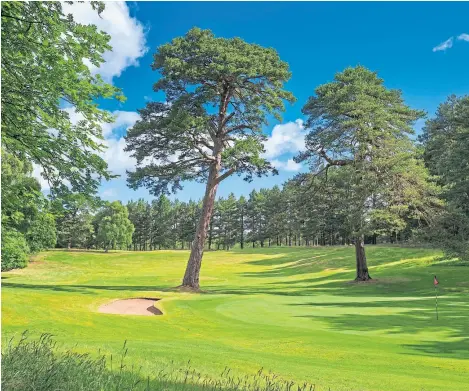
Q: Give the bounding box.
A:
[2,333,317,391]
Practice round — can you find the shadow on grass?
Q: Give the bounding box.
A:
[234,246,437,280]
[1,282,179,295]
[404,338,469,359]
[292,296,469,360]
[5,246,468,362]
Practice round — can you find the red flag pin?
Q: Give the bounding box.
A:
[434,275,439,320]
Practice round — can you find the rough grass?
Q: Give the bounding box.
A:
[3,332,313,391]
[2,246,469,391]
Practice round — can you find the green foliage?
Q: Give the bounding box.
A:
[52,194,98,249]
[1,149,43,232]
[151,195,173,249]
[212,194,238,250]
[1,1,124,195]
[125,27,294,195]
[421,95,469,210]
[420,95,469,260]
[1,149,56,269]
[296,66,427,239]
[1,228,30,271]
[95,202,135,251]
[25,212,57,253]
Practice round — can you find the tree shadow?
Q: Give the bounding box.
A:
[1,282,177,295]
[236,246,435,279]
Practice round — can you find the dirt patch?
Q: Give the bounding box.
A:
[98,298,162,316]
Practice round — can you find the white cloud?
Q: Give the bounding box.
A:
[271,158,302,172]
[63,1,147,81]
[432,37,454,52]
[102,111,140,138]
[433,33,469,52]
[263,119,306,159]
[98,110,140,175]
[101,135,136,175]
[262,119,306,172]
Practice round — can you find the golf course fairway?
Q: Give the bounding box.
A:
[2,246,468,391]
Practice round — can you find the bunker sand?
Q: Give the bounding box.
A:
[98,298,162,316]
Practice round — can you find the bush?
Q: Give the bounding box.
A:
[2,332,318,391]
[26,212,57,253]
[1,229,30,271]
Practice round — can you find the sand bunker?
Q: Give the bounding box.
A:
[98,298,162,316]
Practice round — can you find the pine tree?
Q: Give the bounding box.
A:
[297,66,424,280]
[125,28,294,289]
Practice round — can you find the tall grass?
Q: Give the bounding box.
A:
[2,332,319,391]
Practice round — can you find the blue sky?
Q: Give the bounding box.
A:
[60,1,469,203]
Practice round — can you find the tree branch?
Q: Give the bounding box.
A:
[215,167,236,184]
[319,148,352,167]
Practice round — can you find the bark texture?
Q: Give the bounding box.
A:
[181,155,221,289]
[355,236,371,281]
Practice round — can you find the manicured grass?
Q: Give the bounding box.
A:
[2,246,468,391]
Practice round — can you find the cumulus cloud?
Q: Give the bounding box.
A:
[102,111,140,138]
[432,37,454,52]
[271,158,302,172]
[263,119,306,159]
[63,1,147,81]
[101,133,137,175]
[262,119,306,171]
[458,33,469,42]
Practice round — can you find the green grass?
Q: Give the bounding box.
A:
[2,246,469,391]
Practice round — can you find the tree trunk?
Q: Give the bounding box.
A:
[181,161,220,289]
[240,215,244,249]
[355,236,371,281]
[208,220,213,250]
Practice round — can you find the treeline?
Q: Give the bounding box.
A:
[1,95,467,270]
[2,94,468,271]
[125,168,436,252]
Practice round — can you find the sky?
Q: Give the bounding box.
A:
[43,1,469,203]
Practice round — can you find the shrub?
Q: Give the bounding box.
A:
[1,229,29,271]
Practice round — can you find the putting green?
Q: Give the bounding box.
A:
[2,246,468,391]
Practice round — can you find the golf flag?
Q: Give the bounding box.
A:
[434,275,439,320]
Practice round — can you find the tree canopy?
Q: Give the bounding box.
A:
[125,27,294,195]
[1,1,124,195]
[420,95,469,260]
[95,201,135,251]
